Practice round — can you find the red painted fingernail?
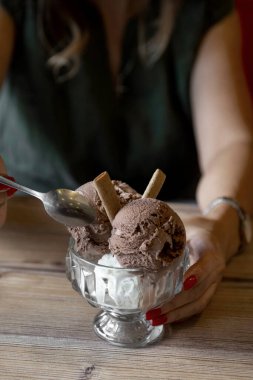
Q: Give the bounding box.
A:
[0,184,8,191]
[7,187,17,197]
[146,308,161,320]
[0,175,17,196]
[151,315,167,326]
[183,275,197,290]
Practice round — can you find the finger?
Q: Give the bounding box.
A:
[165,282,219,324]
[183,248,224,287]
[146,257,209,320]
[183,237,219,287]
[146,253,223,321]
[0,174,17,197]
[163,270,222,315]
[146,268,206,321]
[186,241,202,266]
[160,273,211,315]
[0,193,7,207]
[164,251,224,312]
[151,282,218,325]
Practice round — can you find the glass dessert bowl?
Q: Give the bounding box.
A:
[66,239,189,348]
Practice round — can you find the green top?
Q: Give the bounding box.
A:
[0,0,234,199]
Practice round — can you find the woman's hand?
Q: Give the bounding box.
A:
[0,156,16,228]
[146,215,231,326]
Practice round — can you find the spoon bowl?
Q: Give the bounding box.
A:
[0,176,96,227]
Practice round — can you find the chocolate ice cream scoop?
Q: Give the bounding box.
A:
[109,198,186,270]
[68,180,141,256]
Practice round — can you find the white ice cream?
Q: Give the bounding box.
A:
[95,253,140,309]
[97,253,123,268]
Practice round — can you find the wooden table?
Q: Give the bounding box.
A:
[0,196,253,380]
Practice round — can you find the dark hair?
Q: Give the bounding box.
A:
[38,0,180,82]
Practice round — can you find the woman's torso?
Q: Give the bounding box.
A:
[0,0,233,199]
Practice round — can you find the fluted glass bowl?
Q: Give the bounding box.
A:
[66,239,189,347]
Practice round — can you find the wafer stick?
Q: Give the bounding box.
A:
[142,168,166,199]
[93,171,121,223]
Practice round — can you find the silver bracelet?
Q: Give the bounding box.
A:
[203,196,252,253]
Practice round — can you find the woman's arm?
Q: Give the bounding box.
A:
[146,10,253,325]
[0,6,16,226]
[191,10,253,260]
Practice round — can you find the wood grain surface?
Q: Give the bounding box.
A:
[0,196,253,380]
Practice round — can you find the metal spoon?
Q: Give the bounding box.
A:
[0,175,96,227]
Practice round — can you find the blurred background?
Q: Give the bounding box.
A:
[236,0,253,101]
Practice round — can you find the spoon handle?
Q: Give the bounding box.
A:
[0,176,43,200]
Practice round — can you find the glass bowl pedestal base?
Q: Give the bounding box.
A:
[93,310,164,347]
